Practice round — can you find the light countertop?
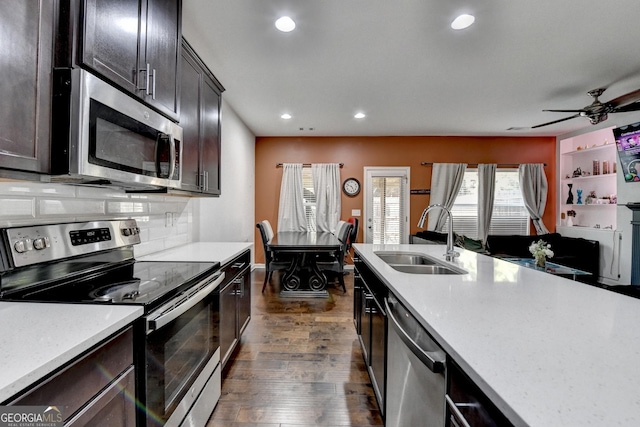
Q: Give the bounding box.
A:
[138,242,253,265]
[0,303,142,403]
[354,243,640,427]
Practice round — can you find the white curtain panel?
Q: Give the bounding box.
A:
[277,163,308,232]
[478,164,497,244]
[312,163,341,232]
[518,163,550,234]
[427,163,467,231]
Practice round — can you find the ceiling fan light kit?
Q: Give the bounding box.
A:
[533,87,640,128]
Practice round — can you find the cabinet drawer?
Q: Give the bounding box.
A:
[221,250,251,284]
[12,327,134,422]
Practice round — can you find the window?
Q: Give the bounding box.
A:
[302,168,316,231]
[447,169,529,238]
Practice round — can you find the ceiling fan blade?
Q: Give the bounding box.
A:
[608,88,640,108]
[542,109,588,113]
[612,101,640,113]
[531,114,581,129]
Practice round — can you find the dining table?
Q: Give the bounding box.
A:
[267,231,342,297]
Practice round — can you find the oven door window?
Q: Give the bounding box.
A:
[89,99,174,178]
[145,292,219,421]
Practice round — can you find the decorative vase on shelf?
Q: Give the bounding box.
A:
[567,216,573,227]
[566,183,574,204]
[576,189,583,205]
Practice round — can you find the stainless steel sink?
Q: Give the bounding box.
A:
[374,251,467,275]
[375,252,438,265]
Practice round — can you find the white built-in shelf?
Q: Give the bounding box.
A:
[561,143,615,156]
[557,225,616,233]
[561,174,616,182]
[562,203,616,207]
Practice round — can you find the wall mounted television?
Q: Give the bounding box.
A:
[613,121,640,182]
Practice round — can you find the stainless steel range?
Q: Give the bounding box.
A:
[0,220,223,427]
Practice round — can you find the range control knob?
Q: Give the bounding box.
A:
[33,237,49,250]
[122,228,132,236]
[14,240,26,253]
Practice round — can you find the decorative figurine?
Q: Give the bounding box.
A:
[576,189,583,204]
[572,167,582,177]
[566,183,574,204]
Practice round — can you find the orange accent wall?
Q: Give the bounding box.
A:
[254,136,557,263]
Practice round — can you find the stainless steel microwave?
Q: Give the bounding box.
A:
[49,69,182,189]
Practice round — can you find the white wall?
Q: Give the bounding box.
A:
[192,100,256,243]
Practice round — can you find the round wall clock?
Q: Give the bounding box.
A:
[342,178,361,196]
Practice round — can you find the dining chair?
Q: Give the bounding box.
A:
[256,221,291,293]
[317,222,353,293]
[346,217,359,252]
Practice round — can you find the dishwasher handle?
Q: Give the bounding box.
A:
[385,298,445,373]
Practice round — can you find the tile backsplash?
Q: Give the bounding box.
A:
[0,182,193,257]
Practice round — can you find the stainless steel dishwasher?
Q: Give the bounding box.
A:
[385,294,446,427]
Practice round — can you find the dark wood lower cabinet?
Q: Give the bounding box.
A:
[219,250,251,370]
[353,256,387,415]
[11,327,135,427]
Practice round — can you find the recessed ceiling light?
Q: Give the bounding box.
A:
[354,112,366,119]
[275,16,296,32]
[451,14,475,30]
[281,113,292,119]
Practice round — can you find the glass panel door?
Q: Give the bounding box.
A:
[364,167,410,244]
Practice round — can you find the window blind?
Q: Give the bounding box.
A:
[446,169,529,238]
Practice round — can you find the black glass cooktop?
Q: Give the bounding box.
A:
[0,259,219,311]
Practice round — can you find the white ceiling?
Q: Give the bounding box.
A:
[182,0,640,137]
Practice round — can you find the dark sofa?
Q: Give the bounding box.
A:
[411,230,600,282]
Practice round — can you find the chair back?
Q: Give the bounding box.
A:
[335,222,353,265]
[256,221,273,264]
[261,219,275,241]
[346,217,359,249]
[334,220,347,237]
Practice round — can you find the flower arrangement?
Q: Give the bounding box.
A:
[529,239,554,268]
[567,210,576,217]
[586,190,597,204]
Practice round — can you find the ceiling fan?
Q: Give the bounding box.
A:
[532,87,640,128]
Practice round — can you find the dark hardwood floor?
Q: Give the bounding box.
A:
[207,269,383,427]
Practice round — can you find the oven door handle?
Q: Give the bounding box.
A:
[147,271,225,334]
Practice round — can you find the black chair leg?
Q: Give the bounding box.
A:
[262,270,272,293]
[338,274,347,293]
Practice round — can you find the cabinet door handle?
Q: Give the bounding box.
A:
[145,63,151,94]
[204,171,209,191]
[151,68,157,99]
[137,64,148,91]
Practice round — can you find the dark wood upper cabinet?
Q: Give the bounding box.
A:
[179,39,224,196]
[0,0,54,174]
[179,47,202,192]
[80,0,181,120]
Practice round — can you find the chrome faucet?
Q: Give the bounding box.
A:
[417,204,460,261]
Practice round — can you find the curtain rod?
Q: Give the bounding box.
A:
[276,163,344,167]
[420,162,547,167]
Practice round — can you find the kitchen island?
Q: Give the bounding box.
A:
[354,243,640,427]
